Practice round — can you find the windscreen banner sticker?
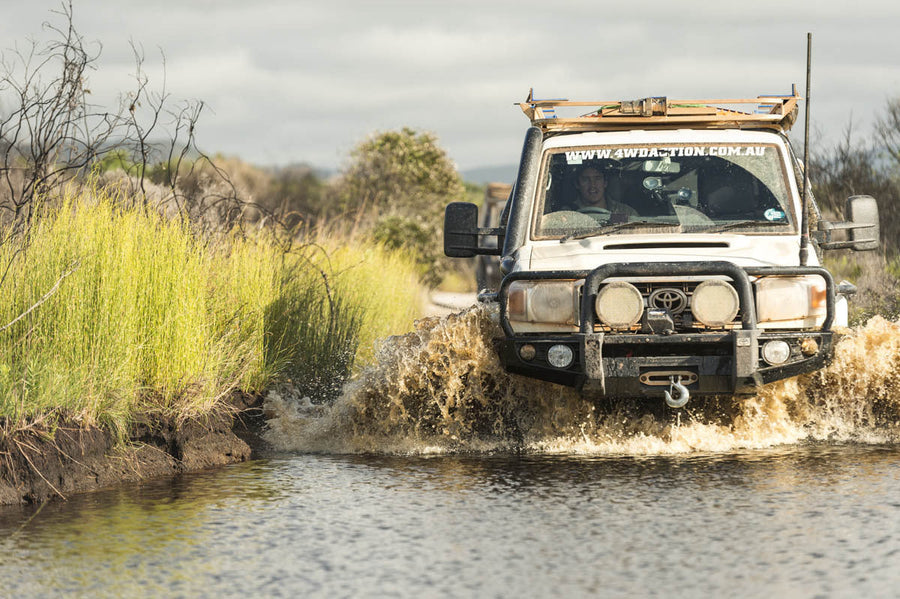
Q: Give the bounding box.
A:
[565,146,768,164]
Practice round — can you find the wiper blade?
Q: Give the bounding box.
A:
[701,220,791,233]
[560,220,681,243]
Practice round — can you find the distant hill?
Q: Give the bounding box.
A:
[460,164,518,185]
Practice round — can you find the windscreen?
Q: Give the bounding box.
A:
[535,143,795,239]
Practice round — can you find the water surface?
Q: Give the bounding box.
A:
[6,309,900,597]
[3,445,899,597]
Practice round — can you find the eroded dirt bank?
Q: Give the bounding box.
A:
[0,394,265,505]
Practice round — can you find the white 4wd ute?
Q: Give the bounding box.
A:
[445,90,880,408]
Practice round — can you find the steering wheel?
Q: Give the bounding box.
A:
[577,206,611,216]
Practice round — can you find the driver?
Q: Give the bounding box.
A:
[575,165,637,216]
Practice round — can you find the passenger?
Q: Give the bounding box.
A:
[705,184,738,217]
[705,182,760,219]
[575,165,637,217]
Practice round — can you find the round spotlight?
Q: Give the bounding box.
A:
[691,280,739,327]
[595,282,643,329]
[762,340,791,365]
[547,344,574,369]
[519,344,537,361]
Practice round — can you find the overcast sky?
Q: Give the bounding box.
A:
[2,0,898,173]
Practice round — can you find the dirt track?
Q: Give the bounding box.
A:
[423,291,478,317]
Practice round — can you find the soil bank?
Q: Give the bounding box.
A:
[0,393,266,505]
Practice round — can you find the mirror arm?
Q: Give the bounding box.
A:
[476,227,505,256]
[814,221,877,250]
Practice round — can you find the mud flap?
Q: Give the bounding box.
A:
[580,332,605,395]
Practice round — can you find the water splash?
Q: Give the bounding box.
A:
[263,306,900,455]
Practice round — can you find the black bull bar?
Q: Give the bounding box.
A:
[496,261,836,396]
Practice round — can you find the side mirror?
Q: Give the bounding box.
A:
[443,202,506,258]
[815,195,880,252]
[444,202,479,257]
[846,195,879,251]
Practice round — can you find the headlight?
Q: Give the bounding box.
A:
[507,280,578,324]
[595,282,643,329]
[692,279,739,326]
[755,276,827,325]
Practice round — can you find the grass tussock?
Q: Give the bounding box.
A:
[0,185,421,438]
[823,252,900,325]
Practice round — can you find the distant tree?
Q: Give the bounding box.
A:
[269,165,327,230]
[335,128,465,286]
[337,127,465,221]
[809,119,900,252]
[876,97,900,168]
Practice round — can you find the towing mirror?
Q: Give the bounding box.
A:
[444,202,478,257]
[815,195,880,252]
[444,202,505,258]
[846,195,879,251]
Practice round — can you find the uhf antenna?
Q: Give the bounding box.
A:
[800,32,812,266]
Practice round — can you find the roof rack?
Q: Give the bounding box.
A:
[518,86,801,133]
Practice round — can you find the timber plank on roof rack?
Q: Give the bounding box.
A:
[519,86,801,133]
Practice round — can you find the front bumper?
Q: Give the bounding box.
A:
[499,330,833,397]
[496,261,836,398]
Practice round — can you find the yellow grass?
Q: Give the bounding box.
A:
[0,185,422,437]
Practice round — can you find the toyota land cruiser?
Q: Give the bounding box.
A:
[444,89,880,408]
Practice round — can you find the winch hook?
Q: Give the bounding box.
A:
[664,375,690,409]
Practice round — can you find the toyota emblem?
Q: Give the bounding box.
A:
[649,288,688,314]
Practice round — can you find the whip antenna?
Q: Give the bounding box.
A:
[800,32,812,265]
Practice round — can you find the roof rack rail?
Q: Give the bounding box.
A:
[518,85,801,133]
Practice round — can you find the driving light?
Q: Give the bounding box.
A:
[761,340,791,365]
[692,279,739,327]
[755,276,827,326]
[595,282,643,329]
[547,344,574,368]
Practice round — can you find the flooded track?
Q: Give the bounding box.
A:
[265,306,900,455]
[2,446,900,597]
[4,306,900,596]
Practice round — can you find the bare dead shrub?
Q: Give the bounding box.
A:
[809,121,900,253]
[0,2,293,241]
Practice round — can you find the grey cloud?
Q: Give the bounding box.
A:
[0,0,897,170]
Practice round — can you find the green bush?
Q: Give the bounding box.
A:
[333,128,465,286]
[337,128,465,218]
[372,215,445,287]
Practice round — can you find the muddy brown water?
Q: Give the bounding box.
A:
[3,306,900,596]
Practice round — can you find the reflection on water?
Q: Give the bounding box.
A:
[2,446,900,597]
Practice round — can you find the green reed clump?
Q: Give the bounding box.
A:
[0,186,422,436]
[325,243,422,368]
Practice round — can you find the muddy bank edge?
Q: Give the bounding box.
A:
[0,393,267,505]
